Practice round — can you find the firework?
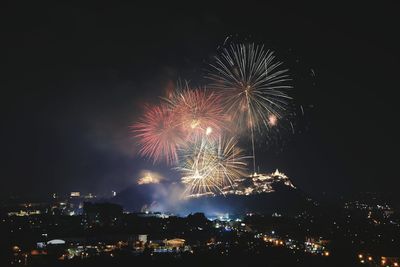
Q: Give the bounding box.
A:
[179,137,248,197]
[131,103,184,165]
[131,42,294,197]
[207,43,292,172]
[268,114,278,126]
[165,87,227,141]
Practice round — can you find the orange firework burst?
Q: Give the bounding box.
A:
[131,103,184,165]
[166,88,227,141]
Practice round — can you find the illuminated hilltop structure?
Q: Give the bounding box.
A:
[228,169,296,195]
[186,169,296,198]
[113,169,304,215]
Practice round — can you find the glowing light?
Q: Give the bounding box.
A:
[70,192,80,197]
[268,114,278,126]
[190,120,200,129]
[206,127,213,135]
[137,170,164,185]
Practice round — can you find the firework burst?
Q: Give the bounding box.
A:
[131,103,184,165]
[207,43,292,172]
[207,43,292,129]
[179,137,248,197]
[165,87,227,141]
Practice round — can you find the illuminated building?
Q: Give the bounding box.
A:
[138,234,148,243]
[224,169,296,196]
[47,239,66,245]
[7,210,41,217]
[70,192,80,197]
[133,234,148,251]
[151,238,187,253]
[165,238,185,248]
[137,170,163,185]
[184,169,296,198]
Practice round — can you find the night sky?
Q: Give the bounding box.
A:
[2,2,399,202]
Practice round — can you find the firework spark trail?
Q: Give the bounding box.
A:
[179,136,248,197]
[207,43,292,173]
[131,103,184,165]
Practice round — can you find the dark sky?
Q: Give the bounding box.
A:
[2,2,399,201]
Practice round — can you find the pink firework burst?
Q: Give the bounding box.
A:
[167,88,227,141]
[131,103,184,165]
